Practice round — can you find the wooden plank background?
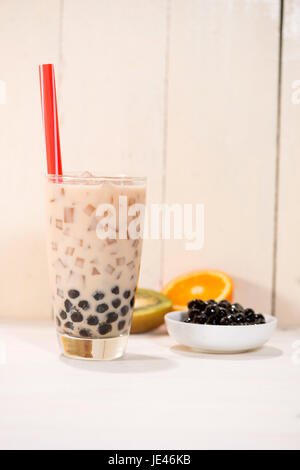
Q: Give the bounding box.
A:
[276,0,300,326]
[0,0,299,326]
[164,0,279,317]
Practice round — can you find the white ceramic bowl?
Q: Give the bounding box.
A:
[165,311,277,353]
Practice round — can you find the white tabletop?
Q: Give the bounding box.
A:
[0,321,300,450]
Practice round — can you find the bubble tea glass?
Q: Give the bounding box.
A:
[46,173,146,360]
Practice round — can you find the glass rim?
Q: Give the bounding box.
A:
[46,172,147,184]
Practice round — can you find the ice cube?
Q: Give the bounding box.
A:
[127,261,135,270]
[63,228,71,237]
[61,188,65,196]
[68,270,85,287]
[57,288,64,298]
[56,258,66,269]
[116,257,125,266]
[56,219,63,230]
[132,240,139,248]
[51,242,58,251]
[84,204,96,216]
[92,267,100,276]
[105,264,115,274]
[64,207,74,223]
[65,247,74,256]
[75,257,84,268]
[106,239,116,245]
[115,271,122,280]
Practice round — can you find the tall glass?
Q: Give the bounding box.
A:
[45,173,146,360]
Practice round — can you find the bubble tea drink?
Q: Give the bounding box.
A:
[46,173,146,360]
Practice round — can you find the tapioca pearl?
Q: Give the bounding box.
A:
[56,316,61,327]
[70,310,84,322]
[98,323,112,335]
[93,290,105,301]
[123,290,131,299]
[120,305,129,316]
[96,303,109,313]
[111,285,119,295]
[64,321,74,330]
[130,296,135,308]
[87,315,99,326]
[79,329,92,338]
[64,299,73,313]
[59,310,67,320]
[78,300,90,311]
[106,312,118,323]
[112,298,121,309]
[68,289,80,299]
[118,320,126,331]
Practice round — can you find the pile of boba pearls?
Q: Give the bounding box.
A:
[184,299,266,326]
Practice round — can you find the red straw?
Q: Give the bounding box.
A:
[39,64,63,176]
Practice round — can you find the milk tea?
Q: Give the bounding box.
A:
[46,174,146,357]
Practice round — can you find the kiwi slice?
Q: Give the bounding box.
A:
[131,288,173,334]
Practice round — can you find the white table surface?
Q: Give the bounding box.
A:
[1,321,300,450]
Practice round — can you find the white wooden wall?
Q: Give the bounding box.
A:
[276,0,300,327]
[0,0,299,326]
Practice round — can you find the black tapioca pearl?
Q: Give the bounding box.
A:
[123,290,131,299]
[79,329,92,337]
[254,313,265,324]
[130,296,135,308]
[87,315,99,326]
[188,299,206,312]
[121,305,129,316]
[70,310,83,322]
[78,300,90,311]
[68,289,80,299]
[118,320,126,330]
[64,299,73,313]
[106,312,118,323]
[111,286,119,295]
[59,310,67,320]
[93,290,105,301]
[218,299,231,309]
[98,323,112,335]
[56,316,61,327]
[96,303,109,313]
[64,321,74,330]
[112,298,121,309]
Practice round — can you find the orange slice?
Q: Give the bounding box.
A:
[162,270,233,311]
